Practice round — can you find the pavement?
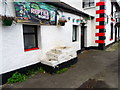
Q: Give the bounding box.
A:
[2,42,119,88]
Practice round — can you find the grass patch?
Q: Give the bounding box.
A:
[37,67,45,73]
[27,69,38,77]
[7,72,27,83]
[56,68,69,74]
[7,65,74,83]
[26,67,45,77]
[7,67,46,83]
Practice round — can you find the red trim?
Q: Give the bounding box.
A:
[24,48,39,52]
[96,9,105,14]
[95,33,105,36]
[96,1,106,6]
[96,17,105,22]
[96,25,105,29]
[110,38,113,41]
[95,40,105,43]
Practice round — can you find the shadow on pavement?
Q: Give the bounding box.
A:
[77,78,112,89]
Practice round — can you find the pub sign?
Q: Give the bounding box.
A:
[14,2,57,25]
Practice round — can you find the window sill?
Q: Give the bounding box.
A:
[83,6,95,10]
[24,48,40,52]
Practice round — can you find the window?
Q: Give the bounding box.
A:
[83,0,94,8]
[23,25,39,51]
[72,25,79,42]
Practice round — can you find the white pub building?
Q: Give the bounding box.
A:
[0,0,120,84]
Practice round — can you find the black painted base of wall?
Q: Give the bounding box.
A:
[0,62,41,85]
[77,41,118,54]
[85,46,99,50]
[1,58,78,85]
[77,46,99,54]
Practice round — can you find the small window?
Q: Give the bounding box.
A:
[83,0,94,8]
[23,25,38,51]
[72,25,79,42]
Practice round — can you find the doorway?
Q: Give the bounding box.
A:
[81,24,86,50]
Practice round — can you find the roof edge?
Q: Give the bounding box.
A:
[46,2,94,18]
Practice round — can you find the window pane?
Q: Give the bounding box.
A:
[90,0,94,2]
[72,25,78,42]
[84,3,90,7]
[83,0,94,8]
[73,28,76,41]
[84,0,89,2]
[100,0,104,1]
[24,35,37,49]
[23,26,36,33]
[84,0,89,7]
[90,2,94,6]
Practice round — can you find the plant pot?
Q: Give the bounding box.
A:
[2,19,13,26]
[59,22,65,26]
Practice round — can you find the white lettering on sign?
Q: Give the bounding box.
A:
[31,8,49,20]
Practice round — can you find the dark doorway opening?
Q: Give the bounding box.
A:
[115,26,117,42]
[118,27,120,40]
[81,23,86,50]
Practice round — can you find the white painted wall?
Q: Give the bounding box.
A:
[0,2,43,74]
[0,2,15,17]
[61,0,97,47]
[41,12,82,59]
[0,21,2,75]
[1,0,117,74]
[0,2,84,74]
[83,0,117,46]
[61,0,96,17]
[1,23,42,74]
[61,0,83,11]
[90,19,99,46]
[0,1,3,75]
[69,0,97,47]
[105,0,116,46]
